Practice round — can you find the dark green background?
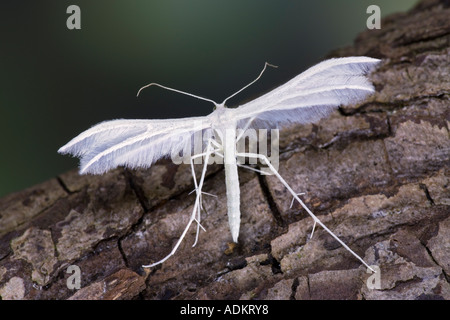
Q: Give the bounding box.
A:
[0,0,416,197]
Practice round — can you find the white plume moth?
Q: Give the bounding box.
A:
[59,57,380,270]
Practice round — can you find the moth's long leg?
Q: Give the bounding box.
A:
[190,137,223,197]
[143,139,215,268]
[238,164,315,239]
[210,138,223,150]
[237,163,265,174]
[189,141,223,247]
[189,152,208,247]
[191,138,219,248]
[190,150,209,212]
[236,152,375,272]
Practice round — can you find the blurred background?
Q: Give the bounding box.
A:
[0,0,417,197]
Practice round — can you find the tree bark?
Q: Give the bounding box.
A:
[0,0,449,300]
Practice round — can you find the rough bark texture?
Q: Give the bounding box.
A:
[0,0,449,300]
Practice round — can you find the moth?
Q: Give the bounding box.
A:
[59,56,380,269]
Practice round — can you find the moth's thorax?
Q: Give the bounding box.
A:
[209,104,237,131]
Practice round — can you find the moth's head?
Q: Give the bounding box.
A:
[213,102,226,111]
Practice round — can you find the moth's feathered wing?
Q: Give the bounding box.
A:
[59,56,380,174]
[58,117,212,174]
[234,56,380,129]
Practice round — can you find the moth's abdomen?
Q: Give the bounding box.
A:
[225,162,240,242]
[222,126,241,243]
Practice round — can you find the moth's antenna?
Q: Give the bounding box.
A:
[137,82,219,106]
[221,62,278,106]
